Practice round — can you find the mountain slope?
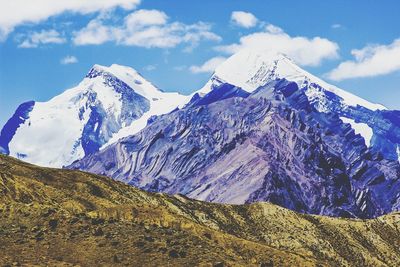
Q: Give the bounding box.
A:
[0,64,190,167]
[1,154,400,266]
[71,50,400,219]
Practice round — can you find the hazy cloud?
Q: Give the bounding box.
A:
[173,65,186,71]
[143,64,157,71]
[189,56,227,73]
[60,55,78,64]
[331,23,343,29]
[18,29,66,48]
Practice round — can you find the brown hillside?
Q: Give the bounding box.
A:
[0,154,399,266]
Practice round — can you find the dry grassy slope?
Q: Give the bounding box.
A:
[0,154,399,267]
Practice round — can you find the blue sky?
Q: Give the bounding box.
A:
[1,0,400,127]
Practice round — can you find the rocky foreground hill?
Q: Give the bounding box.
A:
[1,154,400,266]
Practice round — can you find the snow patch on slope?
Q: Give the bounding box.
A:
[397,145,400,164]
[340,117,373,147]
[304,85,331,113]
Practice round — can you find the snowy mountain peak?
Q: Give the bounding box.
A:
[85,64,115,79]
[0,63,192,167]
[87,63,139,76]
[88,63,109,72]
[89,64,165,100]
[0,63,154,167]
[214,49,303,92]
[211,48,386,111]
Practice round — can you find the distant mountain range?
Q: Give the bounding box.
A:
[2,49,400,218]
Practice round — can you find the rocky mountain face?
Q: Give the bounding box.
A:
[70,50,400,219]
[1,154,400,266]
[0,64,190,167]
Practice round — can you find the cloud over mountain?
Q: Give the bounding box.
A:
[189,56,226,73]
[327,38,400,80]
[215,24,339,66]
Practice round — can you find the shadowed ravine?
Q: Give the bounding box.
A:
[0,154,400,266]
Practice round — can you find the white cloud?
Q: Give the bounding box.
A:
[231,11,258,28]
[0,0,141,41]
[125,9,167,27]
[18,29,66,48]
[73,9,221,50]
[189,56,227,73]
[215,23,339,66]
[173,65,186,71]
[72,17,113,45]
[327,39,400,81]
[60,55,78,65]
[265,24,284,34]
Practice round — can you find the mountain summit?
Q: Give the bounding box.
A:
[0,64,189,167]
[200,49,398,157]
[70,49,400,218]
[205,49,386,110]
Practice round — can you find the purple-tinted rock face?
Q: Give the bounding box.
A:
[69,79,400,219]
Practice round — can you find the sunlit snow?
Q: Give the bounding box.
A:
[340,117,373,147]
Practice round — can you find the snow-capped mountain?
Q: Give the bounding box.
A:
[70,49,400,218]
[199,49,399,161]
[209,49,385,111]
[0,64,190,167]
